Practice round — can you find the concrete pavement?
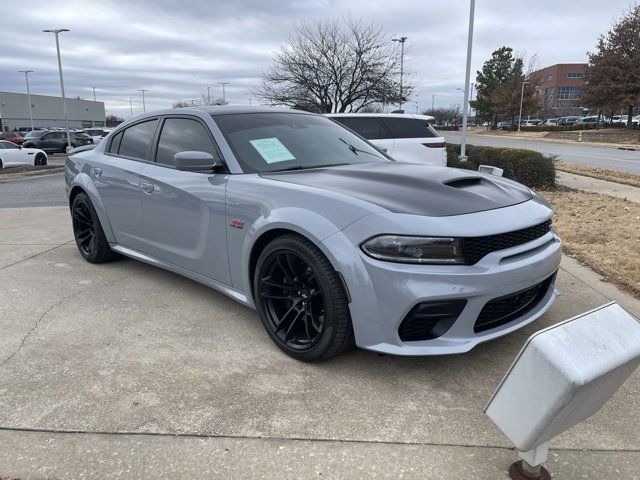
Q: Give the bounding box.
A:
[556,171,640,203]
[0,172,66,208]
[1,206,640,479]
[443,131,640,175]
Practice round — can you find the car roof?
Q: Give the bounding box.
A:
[326,112,436,122]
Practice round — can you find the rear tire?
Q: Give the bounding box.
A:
[71,192,120,264]
[254,234,354,361]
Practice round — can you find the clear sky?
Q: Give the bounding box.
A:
[0,0,633,117]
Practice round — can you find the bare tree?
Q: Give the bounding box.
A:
[422,106,461,126]
[256,18,408,113]
[173,95,228,108]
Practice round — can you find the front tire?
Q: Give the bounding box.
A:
[71,192,119,263]
[254,234,354,361]
[34,153,47,166]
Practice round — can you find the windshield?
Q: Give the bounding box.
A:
[213,112,390,173]
[24,131,45,139]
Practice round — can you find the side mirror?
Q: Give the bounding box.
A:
[173,151,221,172]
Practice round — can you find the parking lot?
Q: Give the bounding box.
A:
[1,204,640,478]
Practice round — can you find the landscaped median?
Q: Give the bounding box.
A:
[447,143,640,298]
[0,164,64,180]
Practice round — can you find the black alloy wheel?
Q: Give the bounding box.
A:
[35,153,47,166]
[254,234,354,361]
[71,192,119,263]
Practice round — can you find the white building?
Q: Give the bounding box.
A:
[0,91,106,131]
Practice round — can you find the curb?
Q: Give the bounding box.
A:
[0,166,65,182]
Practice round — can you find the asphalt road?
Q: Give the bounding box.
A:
[443,131,640,175]
[0,172,66,208]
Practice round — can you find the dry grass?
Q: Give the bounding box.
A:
[555,161,640,188]
[540,189,640,297]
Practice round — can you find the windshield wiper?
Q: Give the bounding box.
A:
[270,163,350,173]
[339,138,384,159]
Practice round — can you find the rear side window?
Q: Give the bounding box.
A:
[156,118,217,166]
[331,117,390,140]
[108,131,123,154]
[117,120,158,160]
[380,118,437,139]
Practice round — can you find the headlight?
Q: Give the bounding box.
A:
[361,235,465,264]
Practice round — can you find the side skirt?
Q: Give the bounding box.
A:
[111,244,255,309]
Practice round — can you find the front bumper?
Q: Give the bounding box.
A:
[322,206,562,356]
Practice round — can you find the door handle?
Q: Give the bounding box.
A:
[93,167,102,177]
[141,182,155,194]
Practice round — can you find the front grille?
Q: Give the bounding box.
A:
[399,299,467,342]
[462,219,552,265]
[474,273,556,333]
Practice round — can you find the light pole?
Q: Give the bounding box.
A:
[129,97,134,117]
[91,86,96,101]
[207,86,211,105]
[43,28,71,152]
[392,36,407,111]
[459,0,475,161]
[138,89,148,112]
[249,98,252,106]
[431,94,435,111]
[218,82,229,104]
[517,81,531,132]
[18,70,35,131]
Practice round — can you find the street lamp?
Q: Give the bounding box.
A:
[459,0,475,161]
[138,89,148,113]
[129,97,134,117]
[42,28,71,152]
[18,70,35,130]
[218,82,229,104]
[431,94,435,111]
[392,36,407,111]
[518,81,531,132]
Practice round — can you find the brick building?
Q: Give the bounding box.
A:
[531,63,587,117]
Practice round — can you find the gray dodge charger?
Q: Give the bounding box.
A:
[65,107,562,361]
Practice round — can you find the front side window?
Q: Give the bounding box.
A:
[3,142,19,149]
[214,112,389,173]
[331,117,391,140]
[156,118,217,166]
[380,118,437,139]
[117,119,158,161]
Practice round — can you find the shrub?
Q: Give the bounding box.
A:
[446,144,555,189]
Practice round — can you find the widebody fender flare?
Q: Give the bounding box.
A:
[68,172,116,243]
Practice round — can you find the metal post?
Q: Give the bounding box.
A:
[19,70,35,130]
[249,98,252,106]
[432,94,435,111]
[207,86,211,105]
[129,97,133,117]
[459,0,475,161]
[92,86,96,102]
[218,82,229,104]
[517,81,530,132]
[43,29,71,151]
[392,37,407,111]
[138,89,148,112]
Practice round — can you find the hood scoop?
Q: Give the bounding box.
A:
[444,177,484,189]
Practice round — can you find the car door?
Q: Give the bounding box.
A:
[380,117,445,166]
[93,119,159,250]
[136,115,231,284]
[331,116,394,154]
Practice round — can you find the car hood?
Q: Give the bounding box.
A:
[261,162,532,217]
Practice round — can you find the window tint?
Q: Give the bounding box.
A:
[380,118,437,139]
[0,142,7,149]
[156,118,217,166]
[4,142,19,149]
[109,131,123,154]
[118,120,158,160]
[332,117,390,140]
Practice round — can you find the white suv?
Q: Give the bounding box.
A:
[327,113,446,166]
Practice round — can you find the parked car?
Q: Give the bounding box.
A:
[544,118,560,126]
[497,121,512,130]
[612,115,640,126]
[522,119,543,127]
[326,113,446,166]
[0,131,24,145]
[22,130,93,153]
[0,140,47,168]
[575,116,608,126]
[85,128,109,144]
[558,116,582,126]
[65,106,562,361]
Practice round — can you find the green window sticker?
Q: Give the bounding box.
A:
[249,137,295,164]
